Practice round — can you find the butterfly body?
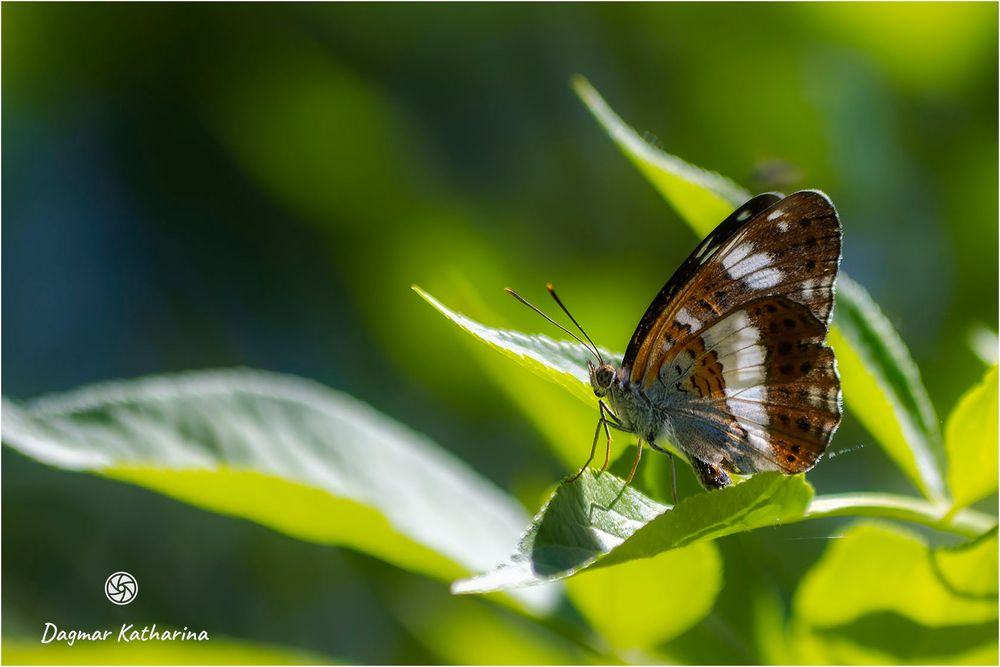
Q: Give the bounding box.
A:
[584,190,843,490]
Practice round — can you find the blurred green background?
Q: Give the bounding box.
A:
[3,3,997,664]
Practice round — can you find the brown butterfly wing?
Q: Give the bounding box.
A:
[654,297,841,474]
[621,192,782,378]
[624,190,841,391]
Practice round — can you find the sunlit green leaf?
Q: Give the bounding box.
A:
[414,288,695,474]
[454,470,811,593]
[805,492,995,539]
[788,614,998,665]
[600,472,812,567]
[1,636,334,666]
[967,325,999,366]
[0,370,556,612]
[789,521,999,664]
[414,285,615,407]
[946,366,999,512]
[571,76,747,234]
[414,285,632,471]
[758,524,997,665]
[566,541,722,651]
[794,521,998,628]
[833,276,945,499]
[573,76,945,500]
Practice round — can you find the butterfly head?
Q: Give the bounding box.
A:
[588,361,617,397]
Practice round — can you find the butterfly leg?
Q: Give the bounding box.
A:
[624,440,643,485]
[570,402,629,483]
[691,457,731,490]
[569,417,606,482]
[598,401,618,472]
[668,453,678,505]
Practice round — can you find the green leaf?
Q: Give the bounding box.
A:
[390,581,603,665]
[453,470,811,593]
[764,522,998,665]
[806,492,995,538]
[565,541,723,651]
[1,370,556,612]
[832,276,945,499]
[571,76,748,235]
[794,521,998,628]
[967,324,999,366]
[788,521,999,663]
[752,582,797,665]
[600,471,812,567]
[413,283,610,469]
[788,615,998,665]
[1,636,334,666]
[413,285,616,407]
[573,76,945,500]
[946,365,999,512]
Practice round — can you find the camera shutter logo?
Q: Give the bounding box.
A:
[105,572,138,605]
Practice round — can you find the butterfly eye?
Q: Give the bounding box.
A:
[596,364,615,388]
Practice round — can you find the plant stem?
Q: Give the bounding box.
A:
[803,493,995,538]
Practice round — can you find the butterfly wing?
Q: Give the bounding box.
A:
[622,192,783,377]
[653,296,841,474]
[624,190,841,391]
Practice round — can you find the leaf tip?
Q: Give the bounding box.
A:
[411,284,439,309]
[569,73,592,96]
[449,578,475,596]
[450,571,504,596]
[571,75,605,115]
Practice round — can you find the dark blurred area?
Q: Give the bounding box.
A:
[4,3,997,663]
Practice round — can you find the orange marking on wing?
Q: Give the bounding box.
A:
[688,347,726,399]
[640,319,689,390]
[633,284,726,384]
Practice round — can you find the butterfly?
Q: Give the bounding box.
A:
[508,190,842,499]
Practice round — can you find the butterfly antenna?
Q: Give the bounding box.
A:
[504,288,602,363]
[546,283,605,365]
